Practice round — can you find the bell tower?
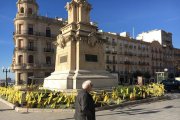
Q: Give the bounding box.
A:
[43,0,118,90]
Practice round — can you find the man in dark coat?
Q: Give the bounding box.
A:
[74,80,95,120]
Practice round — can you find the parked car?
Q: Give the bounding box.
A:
[161,79,180,91]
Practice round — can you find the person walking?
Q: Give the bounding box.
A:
[74,80,96,120]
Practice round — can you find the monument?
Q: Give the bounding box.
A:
[43,0,118,90]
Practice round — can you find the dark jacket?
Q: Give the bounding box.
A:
[74,89,95,120]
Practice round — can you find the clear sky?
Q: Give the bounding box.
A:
[0,0,180,79]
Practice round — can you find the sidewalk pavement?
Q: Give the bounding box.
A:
[0,93,179,120]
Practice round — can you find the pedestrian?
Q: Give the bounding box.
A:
[74,80,96,120]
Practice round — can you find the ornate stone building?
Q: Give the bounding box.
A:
[12,0,65,85]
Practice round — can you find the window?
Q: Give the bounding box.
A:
[46,42,51,49]
[85,54,98,62]
[46,27,51,37]
[18,24,23,34]
[27,72,34,85]
[106,55,109,61]
[28,8,33,14]
[113,65,116,72]
[106,46,109,51]
[18,55,23,64]
[46,56,51,65]
[113,56,115,63]
[28,41,34,50]
[20,7,24,13]
[106,65,110,71]
[28,55,34,63]
[18,73,23,84]
[28,24,33,35]
[18,39,23,48]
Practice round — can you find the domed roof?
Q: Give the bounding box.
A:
[17,0,38,7]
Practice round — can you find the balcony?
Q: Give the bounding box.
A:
[119,61,124,64]
[14,47,37,52]
[106,60,112,64]
[14,47,26,52]
[105,50,111,54]
[13,30,57,38]
[16,13,37,18]
[124,61,131,65]
[106,60,117,64]
[41,64,55,69]
[26,63,39,69]
[112,51,117,54]
[112,61,117,64]
[138,62,149,66]
[27,47,37,52]
[124,52,133,56]
[44,48,54,53]
[12,64,26,70]
[112,42,117,46]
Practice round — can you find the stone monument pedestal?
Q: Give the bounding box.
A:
[43,70,118,90]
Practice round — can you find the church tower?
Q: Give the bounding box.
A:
[43,0,118,90]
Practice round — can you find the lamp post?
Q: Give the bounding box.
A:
[2,67,10,88]
[164,68,168,80]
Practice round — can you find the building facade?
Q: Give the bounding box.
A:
[174,48,180,76]
[101,30,178,84]
[12,0,65,85]
[101,32,151,84]
[136,29,173,47]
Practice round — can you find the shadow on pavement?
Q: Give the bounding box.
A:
[0,109,14,112]
[56,117,74,120]
[97,108,161,117]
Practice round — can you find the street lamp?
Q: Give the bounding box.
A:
[2,67,10,88]
[164,68,168,80]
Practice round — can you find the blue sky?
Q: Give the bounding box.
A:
[0,0,180,79]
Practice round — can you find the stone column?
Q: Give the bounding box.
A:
[15,72,19,85]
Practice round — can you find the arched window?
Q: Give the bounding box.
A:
[46,56,51,65]
[20,7,24,13]
[28,8,33,14]
[28,55,34,63]
[46,27,51,37]
[18,55,23,64]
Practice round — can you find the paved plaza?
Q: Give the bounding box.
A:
[0,94,179,120]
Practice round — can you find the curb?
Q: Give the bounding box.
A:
[95,95,171,111]
[0,95,172,113]
[0,97,16,109]
[15,107,75,113]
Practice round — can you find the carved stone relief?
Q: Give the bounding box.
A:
[87,32,104,47]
